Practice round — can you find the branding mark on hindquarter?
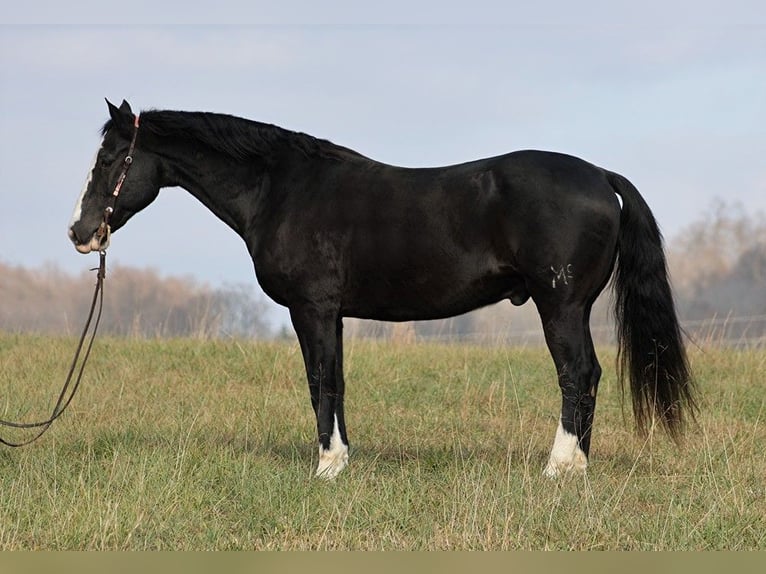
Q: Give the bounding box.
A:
[551,264,574,289]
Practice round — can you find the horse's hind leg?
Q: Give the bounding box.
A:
[538,302,601,478]
[290,305,349,479]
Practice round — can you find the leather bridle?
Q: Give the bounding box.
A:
[96,113,140,249]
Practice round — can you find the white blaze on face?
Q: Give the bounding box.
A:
[315,414,349,480]
[543,419,588,478]
[69,142,102,230]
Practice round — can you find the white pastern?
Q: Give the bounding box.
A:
[543,419,588,478]
[315,415,349,480]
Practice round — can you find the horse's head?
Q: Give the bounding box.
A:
[68,99,161,253]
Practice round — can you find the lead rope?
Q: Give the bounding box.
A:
[0,251,107,447]
[0,114,139,447]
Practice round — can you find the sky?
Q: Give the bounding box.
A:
[1,1,764,329]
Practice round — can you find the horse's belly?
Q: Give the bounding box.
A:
[342,264,518,321]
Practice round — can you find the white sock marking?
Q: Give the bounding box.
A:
[543,419,588,478]
[315,414,349,480]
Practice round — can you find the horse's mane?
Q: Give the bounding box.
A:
[102,109,365,163]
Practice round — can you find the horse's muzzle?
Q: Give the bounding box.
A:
[68,225,110,254]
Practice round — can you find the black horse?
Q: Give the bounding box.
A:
[69,100,696,479]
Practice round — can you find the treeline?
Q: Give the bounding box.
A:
[0,263,271,338]
[2,201,764,343]
[668,201,765,319]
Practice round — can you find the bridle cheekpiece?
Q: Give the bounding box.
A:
[96,113,140,251]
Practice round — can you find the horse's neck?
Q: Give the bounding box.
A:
[162,146,267,238]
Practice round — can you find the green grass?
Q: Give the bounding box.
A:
[0,334,763,549]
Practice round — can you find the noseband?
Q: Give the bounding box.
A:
[96,113,140,248]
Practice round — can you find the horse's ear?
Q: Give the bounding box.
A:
[118,100,133,115]
[106,98,134,129]
[106,98,119,118]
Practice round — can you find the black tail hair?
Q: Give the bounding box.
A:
[606,171,697,439]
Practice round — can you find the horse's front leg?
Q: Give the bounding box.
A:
[290,305,349,479]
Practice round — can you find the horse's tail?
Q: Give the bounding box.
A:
[606,170,697,439]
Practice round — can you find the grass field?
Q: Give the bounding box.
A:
[0,333,763,550]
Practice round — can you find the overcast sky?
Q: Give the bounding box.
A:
[1,1,764,328]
